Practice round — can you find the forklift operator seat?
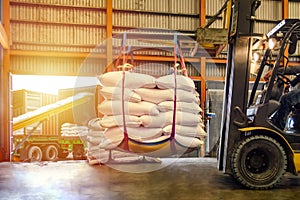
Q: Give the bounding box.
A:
[270,79,285,101]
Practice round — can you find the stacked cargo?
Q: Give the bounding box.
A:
[86,118,143,164]
[86,64,206,164]
[60,123,89,136]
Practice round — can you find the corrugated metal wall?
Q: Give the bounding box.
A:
[10,1,107,52]
[254,0,282,38]
[206,0,286,31]
[10,55,106,75]
[132,61,201,77]
[205,0,300,78]
[289,1,300,18]
[255,0,300,55]
[205,63,226,78]
[289,1,300,56]
[206,0,224,28]
[9,0,204,76]
[256,0,282,20]
[10,0,107,75]
[112,0,199,15]
[9,0,300,77]
[111,0,202,77]
[9,0,203,76]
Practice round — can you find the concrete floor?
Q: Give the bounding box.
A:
[1,158,300,200]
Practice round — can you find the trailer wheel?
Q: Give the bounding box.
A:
[43,145,58,161]
[72,145,85,160]
[27,146,43,162]
[231,135,287,190]
[58,150,69,159]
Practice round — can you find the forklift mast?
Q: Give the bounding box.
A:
[218,0,261,173]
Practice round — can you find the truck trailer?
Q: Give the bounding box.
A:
[12,92,93,162]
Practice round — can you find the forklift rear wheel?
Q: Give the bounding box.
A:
[27,146,43,162]
[43,145,58,161]
[231,135,287,189]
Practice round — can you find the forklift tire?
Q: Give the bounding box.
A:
[43,145,58,161]
[231,135,287,190]
[27,146,43,162]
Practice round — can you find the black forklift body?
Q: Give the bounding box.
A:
[218,0,262,173]
[218,0,300,189]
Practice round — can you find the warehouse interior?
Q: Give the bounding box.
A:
[1,0,300,198]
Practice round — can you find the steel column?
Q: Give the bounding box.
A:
[1,0,10,161]
[106,0,113,72]
[218,0,259,173]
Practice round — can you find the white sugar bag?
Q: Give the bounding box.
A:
[98,71,156,89]
[140,112,169,128]
[134,88,199,104]
[87,148,110,164]
[87,143,101,152]
[137,134,203,148]
[99,87,141,103]
[156,74,195,91]
[99,127,125,149]
[141,111,202,127]
[100,115,142,128]
[98,100,159,116]
[163,124,207,138]
[87,130,105,137]
[105,126,163,141]
[158,101,202,114]
[175,134,204,148]
[88,118,105,131]
[127,127,163,141]
[87,135,105,145]
[87,149,146,165]
[194,90,201,104]
[140,135,170,143]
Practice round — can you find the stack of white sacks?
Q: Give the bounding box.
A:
[61,123,89,136]
[85,65,207,164]
[85,118,144,164]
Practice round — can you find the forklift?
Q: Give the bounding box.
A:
[218,0,300,190]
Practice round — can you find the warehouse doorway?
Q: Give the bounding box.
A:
[11,74,99,162]
[12,75,98,95]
